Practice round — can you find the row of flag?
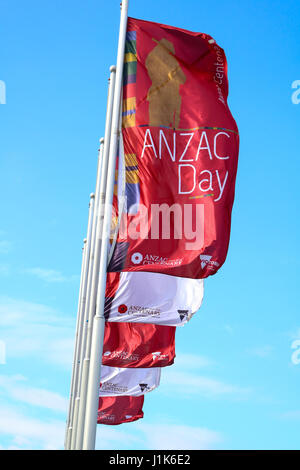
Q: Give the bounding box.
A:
[66,8,239,449]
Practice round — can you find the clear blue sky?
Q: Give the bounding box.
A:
[0,0,299,450]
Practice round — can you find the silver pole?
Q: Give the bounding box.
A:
[70,140,104,450]
[77,139,105,389]
[75,66,117,450]
[65,191,95,449]
[69,194,95,450]
[82,0,129,450]
[72,138,104,449]
[64,238,86,449]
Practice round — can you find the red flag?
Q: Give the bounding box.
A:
[108,17,239,279]
[97,396,144,425]
[102,321,175,367]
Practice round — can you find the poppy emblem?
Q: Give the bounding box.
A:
[118,304,128,314]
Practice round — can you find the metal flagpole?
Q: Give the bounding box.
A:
[75,66,116,450]
[64,238,86,450]
[65,191,95,449]
[68,194,95,450]
[71,137,105,450]
[82,0,129,450]
[70,140,104,450]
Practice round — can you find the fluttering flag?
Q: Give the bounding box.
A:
[99,365,161,396]
[108,17,239,280]
[97,17,239,434]
[102,321,176,367]
[97,395,144,425]
[105,270,203,325]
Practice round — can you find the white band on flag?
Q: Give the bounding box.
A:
[99,365,161,396]
[106,271,204,326]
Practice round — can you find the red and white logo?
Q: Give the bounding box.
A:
[200,254,220,270]
[118,304,128,314]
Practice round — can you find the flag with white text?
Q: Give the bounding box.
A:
[97,395,144,425]
[108,17,239,279]
[102,321,176,367]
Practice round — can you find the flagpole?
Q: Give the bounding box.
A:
[65,191,95,449]
[68,193,95,450]
[75,65,117,450]
[70,140,104,450]
[64,238,86,450]
[72,137,105,450]
[82,0,129,450]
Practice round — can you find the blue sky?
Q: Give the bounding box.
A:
[0,0,300,450]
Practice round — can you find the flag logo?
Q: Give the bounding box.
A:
[200,254,220,270]
[178,309,189,321]
[139,383,149,392]
[200,254,212,269]
[131,252,143,264]
[152,351,161,360]
[118,304,128,314]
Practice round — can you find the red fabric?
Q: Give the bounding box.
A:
[105,272,121,298]
[97,395,144,425]
[111,17,239,279]
[102,321,175,367]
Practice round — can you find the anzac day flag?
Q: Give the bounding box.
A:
[99,365,161,396]
[105,270,204,325]
[102,321,176,367]
[108,17,239,280]
[97,395,144,425]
